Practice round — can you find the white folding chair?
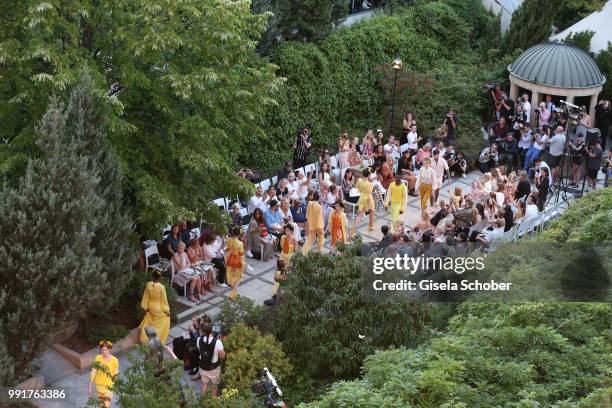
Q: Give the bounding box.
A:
[486,237,502,253]
[213,197,227,211]
[260,178,272,191]
[271,175,278,186]
[144,245,170,274]
[239,207,250,225]
[502,225,517,242]
[400,143,409,153]
[516,218,535,238]
[304,163,317,177]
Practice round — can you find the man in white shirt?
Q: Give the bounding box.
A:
[430,149,449,207]
[521,93,532,123]
[478,219,505,246]
[406,124,420,152]
[196,324,225,397]
[248,186,267,214]
[286,171,298,198]
[547,126,566,180]
[384,135,401,161]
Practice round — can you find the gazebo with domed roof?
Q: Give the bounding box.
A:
[508,42,606,125]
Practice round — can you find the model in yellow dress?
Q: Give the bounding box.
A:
[138,270,171,344]
[326,202,348,248]
[384,175,408,233]
[225,226,246,300]
[303,191,325,254]
[280,224,297,265]
[88,340,119,408]
[352,168,375,234]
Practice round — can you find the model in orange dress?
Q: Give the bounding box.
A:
[326,201,348,249]
[225,226,246,300]
[280,224,297,266]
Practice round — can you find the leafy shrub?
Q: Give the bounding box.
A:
[539,187,611,243]
[301,303,612,407]
[216,296,276,335]
[274,240,450,380]
[223,323,294,391]
[86,324,129,345]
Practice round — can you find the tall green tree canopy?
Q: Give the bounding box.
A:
[0,0,283,235]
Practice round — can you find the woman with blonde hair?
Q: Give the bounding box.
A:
[138,270,171,343]
[225,225,246,300]
[88,340,119,407]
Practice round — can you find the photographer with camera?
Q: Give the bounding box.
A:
[595,100,610,150]
[520,93,532,123]
[586,139,603,190]
[568,134,586,187]
[546,125,566,181]
[478,143,498,172]
[488,117,509,146]
[536,102,551,130]
[496,132,518,172]
[293,126,312,168]
[510,103,525,129]
[196,323,225,397]
[524,128,548,177]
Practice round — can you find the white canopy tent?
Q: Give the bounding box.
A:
[550,1,612,53]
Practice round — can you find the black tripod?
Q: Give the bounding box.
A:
[547,119,588,205]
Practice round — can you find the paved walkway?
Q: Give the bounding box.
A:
[34,169,606,407]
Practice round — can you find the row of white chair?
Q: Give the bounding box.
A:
[487,202,564,252]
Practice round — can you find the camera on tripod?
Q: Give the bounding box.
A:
[251,368,286,408]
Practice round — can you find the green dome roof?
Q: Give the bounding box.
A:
[508,42,605,89]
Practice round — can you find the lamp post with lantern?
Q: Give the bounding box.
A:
[390,56,402,134]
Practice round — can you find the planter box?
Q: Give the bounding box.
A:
[51,327,140,371]
[46,322,78,346]
[16,374,45,390]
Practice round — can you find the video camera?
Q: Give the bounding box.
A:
[251,368,286,408]
[483,83,496,91]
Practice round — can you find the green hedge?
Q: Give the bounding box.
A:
[245,0,504,174]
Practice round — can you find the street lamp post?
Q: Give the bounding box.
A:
[390,56,402,135]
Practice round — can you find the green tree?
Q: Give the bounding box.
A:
[223,323,294,391]
[0,0,283,236]
[0,97,107,383]
[554,0,607,31]
[563,30,595,54]
[502,0,557,54]
[64,73,137,334]
[595,44,612,101]
[301,303,612,408]
[274,240,448,380]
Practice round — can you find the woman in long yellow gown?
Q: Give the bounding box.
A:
[352,168,375,235]
[225,225,246,300]
[138,270,171,343]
